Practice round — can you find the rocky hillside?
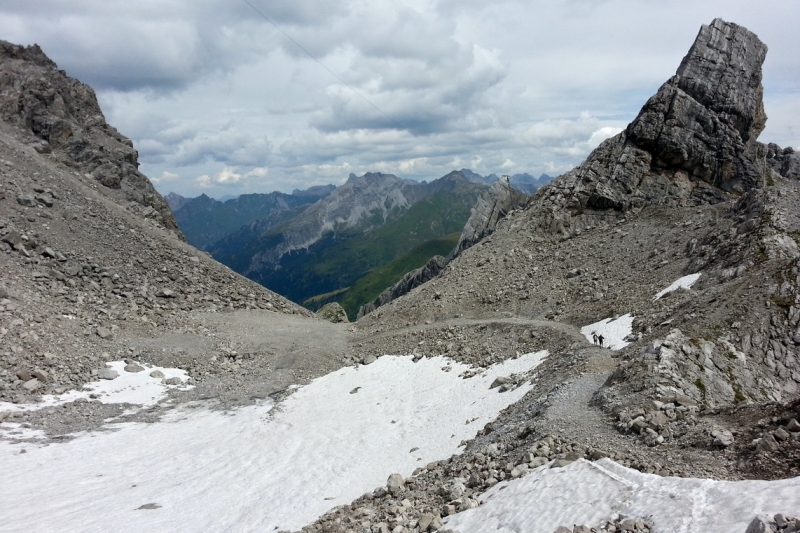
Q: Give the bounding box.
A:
[0,42,314,406]
[357,178,528,318]
[4,19,800,533]
[0,41,180,237]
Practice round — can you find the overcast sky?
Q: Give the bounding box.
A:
[2,1,799,198]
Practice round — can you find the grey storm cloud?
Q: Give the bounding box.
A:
[1,0,799,198]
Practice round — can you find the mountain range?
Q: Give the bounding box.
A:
[166,185,335,251]
[166,169,549,318]
[206,170,487,318]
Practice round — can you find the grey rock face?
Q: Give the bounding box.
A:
[0,40,182,237]
[526,19,769,241]
[628,18,767,194]
[455,179,528,256]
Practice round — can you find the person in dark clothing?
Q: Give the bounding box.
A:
[592,333,598,345]
[598,334,604,348]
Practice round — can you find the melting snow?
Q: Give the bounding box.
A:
[580,313,634,350]
[444,458,800,533]
[654,273,701,300]
[0,361,191,414]
[0,351,547,532]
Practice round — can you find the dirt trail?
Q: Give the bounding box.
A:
[540,346,617,439]
[358,316,588,343]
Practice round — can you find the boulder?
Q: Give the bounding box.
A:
[16,194,36,207]
[745,515,775,533]
[316,302,348,323]
[97,368,119,380]
[386,473,405,494]
[712,429,734,447]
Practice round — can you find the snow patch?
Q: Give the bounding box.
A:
[654,273,701,300]
[0,361,191,414]
[581,313,634,350]
[444,458,800,533]
[1,351,547,532]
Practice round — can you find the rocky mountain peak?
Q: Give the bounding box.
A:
[626,18,767,193]
[0,41,56,68]
[675,18,767,140]
[526,19,771,240]
[0,40,181,235]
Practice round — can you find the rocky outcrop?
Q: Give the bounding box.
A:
[0,40,312,405]
[357,255,448,318]
[316,302,349,323]
[455,179,528,256]
[0,40,181,236]
[527,19,770,241]
[766,144,800,180]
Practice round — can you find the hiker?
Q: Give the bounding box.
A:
[598,334,604,348]
[592,332,598,345]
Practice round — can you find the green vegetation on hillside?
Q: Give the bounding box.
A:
[230,191,475,309]
[336,232,459,319]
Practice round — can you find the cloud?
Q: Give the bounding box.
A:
[195,166,269,188]
[2,0,798,199]
[151,171,180,184]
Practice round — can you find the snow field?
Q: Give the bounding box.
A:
[580,313,634,350]
[0,351,547,532]
[444,458,800,533]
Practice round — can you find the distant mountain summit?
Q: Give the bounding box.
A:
[208,170,487,316]
[167,185,336,251]
[164,192,191,212]
[459,169,554,194]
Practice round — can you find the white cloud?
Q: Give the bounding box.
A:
[151,171,180,183]
[196,167,245,188]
